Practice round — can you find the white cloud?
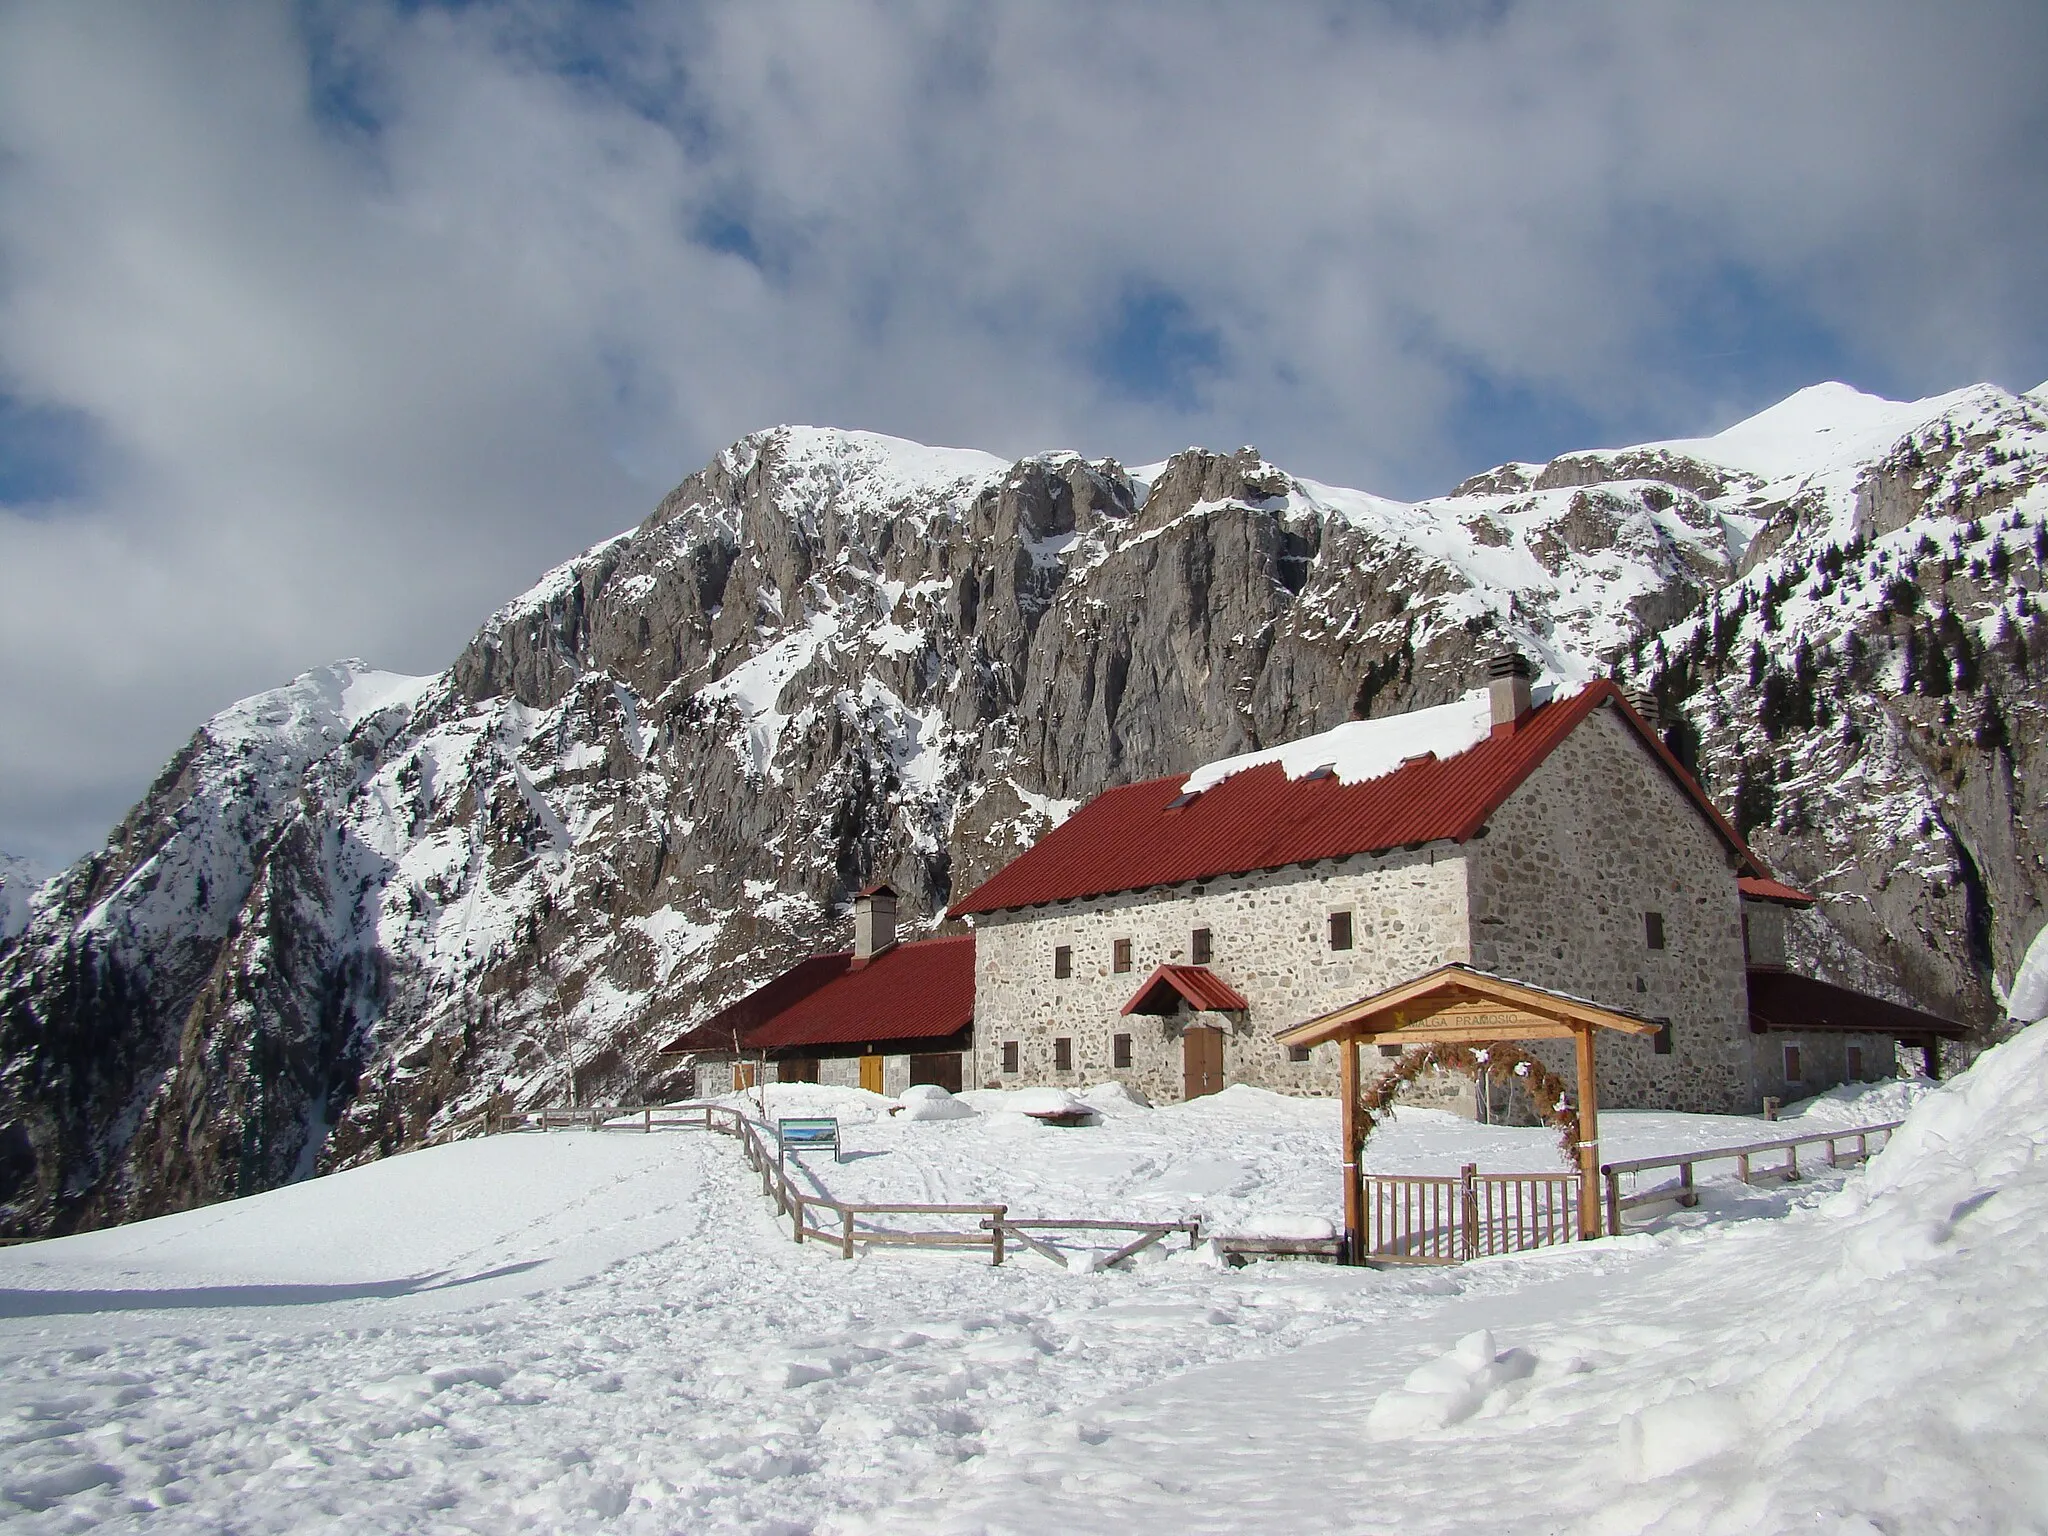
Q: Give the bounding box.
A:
[0,0,2042,865]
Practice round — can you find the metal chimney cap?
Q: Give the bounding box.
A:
[1486,650,1534,680]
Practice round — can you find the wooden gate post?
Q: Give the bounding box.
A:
[1341,1037,1363,1264]
[1574,1026,1602,1240]
[1459,1163,1479,1260]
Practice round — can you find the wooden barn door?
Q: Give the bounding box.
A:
[1183,1028,1224,1100]
[859,1053,886,1093]
[908,1053,963,1092]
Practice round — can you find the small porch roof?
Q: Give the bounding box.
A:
[1274,963,1661,1049]
[1121,964,1250,1016]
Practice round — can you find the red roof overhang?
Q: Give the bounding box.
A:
[1739,875,1817,907]
[1122,964,1251,1016]
[662,935,974,1054]
[951,682,1766,916]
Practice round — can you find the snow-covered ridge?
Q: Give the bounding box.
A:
[1182,684,1563,795]
[0,852,48,944]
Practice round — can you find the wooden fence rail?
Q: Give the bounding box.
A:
[1600,1119,1902,1236]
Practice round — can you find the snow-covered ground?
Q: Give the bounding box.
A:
[0,1057,2025,1533]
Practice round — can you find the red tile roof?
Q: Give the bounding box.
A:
[1739,876,1816,907]
[1747,967,1966,1039]
[951,682,1758,916]
[660,935,974,1055]
[1122,964,1251,1015]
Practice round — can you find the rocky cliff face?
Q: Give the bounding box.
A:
[3,385,2045,1237]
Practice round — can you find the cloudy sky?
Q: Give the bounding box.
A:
[1,1,2044,869]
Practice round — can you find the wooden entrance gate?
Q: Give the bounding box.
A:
[1182,1027,1224,1100]
[858,1053,886,1093]
[1365,1165,1581,1264]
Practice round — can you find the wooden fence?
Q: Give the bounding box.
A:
[493,1100,1195,1266]
[1365,1165,1581,1265]
[1600,1119,1902,1235]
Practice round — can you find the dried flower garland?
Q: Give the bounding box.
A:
[1355,1040,1580,1168]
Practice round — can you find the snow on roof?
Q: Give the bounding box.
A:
[1182,685,1559,796]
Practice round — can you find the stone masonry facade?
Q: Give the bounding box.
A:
[1465,705,1753,1113]
[970,848,1470,1105]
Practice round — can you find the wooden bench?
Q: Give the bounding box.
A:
[776,1117,842,1164]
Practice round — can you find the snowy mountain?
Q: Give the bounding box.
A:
[3,385,2045,1238]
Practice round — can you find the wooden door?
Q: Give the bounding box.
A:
[1183,1028,1224,1100]
[908,1053,963,1092]
[777,1058,819,1084]
[732,1061,758,1091]
[859,1053,886,1093]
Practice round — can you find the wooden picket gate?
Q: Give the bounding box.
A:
[1365,1164,1580,1264]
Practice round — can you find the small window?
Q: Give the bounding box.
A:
[1783,1043,1803,1083]
[1847,1044,1865,1079]
[1288,1045,1312,1063]
[1001,1041,1019,1074]
[1113,1032,1132,1068]
[1191,927,1213,964]
[1645,912,1666,950]
[1112,937,1132,974]
[1054,1037,1073,1072]
[1652,1020,1673,1056]
[1328,910,1354,951]
[1054,944,1072,979]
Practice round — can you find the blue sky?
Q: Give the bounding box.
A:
[0,0,2044,867]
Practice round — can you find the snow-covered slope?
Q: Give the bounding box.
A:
[900,1023,2048,1534]
[0,854,45,946]
[4,385,2045,1238]
[0,1045,2025,1532]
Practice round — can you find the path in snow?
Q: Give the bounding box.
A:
[0,1078,1958,1533]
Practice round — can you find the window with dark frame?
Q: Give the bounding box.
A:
[1191,927,1213,964]
[1113,1033,1132,1068]
[1784,1042,1803,1082]
[1001,1041,1019,1074]
[1054,1037,1073,1072]
[1652,1020,1674,1056]
[1288,1045,1312,1063]
[1328,910,1354,951]
[1054,944,1072,979]
[1645,912,1666,950]
[1112,937,1132,974]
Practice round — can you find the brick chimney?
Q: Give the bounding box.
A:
[1487,651,1534,737]
[853,884,898,962]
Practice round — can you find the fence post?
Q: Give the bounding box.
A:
[991,1206,1006,1266]
[1604,1167,1623,1238]
[1459,1164,1478,1260]
[1679,1162,1696,1207]
[841,1208,855,1260]
[1737,1153,1751,1184]
[1784,1144,1800,1182]
[792,1195,804,1243]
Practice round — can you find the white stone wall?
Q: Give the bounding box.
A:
[1466,704,1757,1114]
[969,848,1471,1102]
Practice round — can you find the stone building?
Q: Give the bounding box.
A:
[672,654,1963,1115]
